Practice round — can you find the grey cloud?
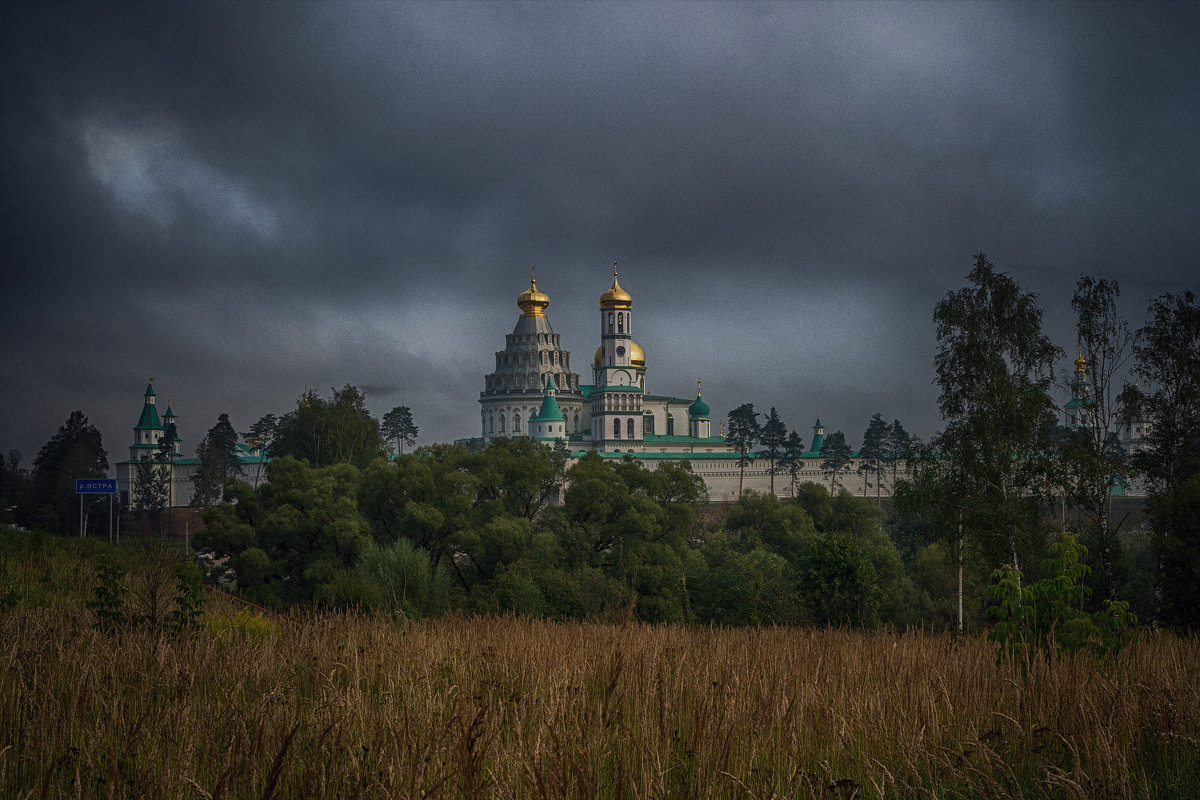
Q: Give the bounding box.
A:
[1,1,1197,461]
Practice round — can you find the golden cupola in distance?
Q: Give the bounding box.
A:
[599,269,632,309]
[517,269,550,317]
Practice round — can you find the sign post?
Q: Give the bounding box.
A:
[76,479,117,540]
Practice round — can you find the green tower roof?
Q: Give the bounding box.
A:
[135,402,162,431]
[536,377,564,423]
[688,393,710,419]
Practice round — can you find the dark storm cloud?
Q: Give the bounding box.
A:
[1,1,1197,463]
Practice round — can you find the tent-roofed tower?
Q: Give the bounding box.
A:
[480,268,586,442]
[531,375,567,441]
[809,417,825,455]
[131,380,164,460]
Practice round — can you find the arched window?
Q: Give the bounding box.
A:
[499,413,506,432]
[627,418,634,438]
[645,413,654,435]
[667,414,675,435]
[608,312,614,333]
[617,313,624,333]
[514,413,521,433]
[574,413,580,431]
[613,418,621,438]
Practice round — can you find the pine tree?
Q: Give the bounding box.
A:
[782,428,806,497]
[819,430,852,493]
[858,414,889,505]
[382,406,419,455]
[726,404,760,497]
[759,407,787,495]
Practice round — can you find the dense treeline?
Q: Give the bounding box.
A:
[192,439,933,627]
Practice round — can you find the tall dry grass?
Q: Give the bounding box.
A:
[1,605,1197,799]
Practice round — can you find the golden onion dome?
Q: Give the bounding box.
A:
[517,270,549,317]
[594,341,645,369]
[630,340,645,367]
[599,268,632,309]
[1074,350,1086,372]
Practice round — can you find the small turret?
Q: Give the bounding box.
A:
[532,376,565,440]
[810,417,825,454]
[688,379,711,438]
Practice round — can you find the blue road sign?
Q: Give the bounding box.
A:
[76,478,117,494]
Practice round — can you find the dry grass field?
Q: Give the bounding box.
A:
[2,600,1198,800]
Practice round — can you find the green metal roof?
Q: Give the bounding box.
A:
[134,402,162,431]
[688,394,710,419]
[536,377,565,422]
[144,382,155,397]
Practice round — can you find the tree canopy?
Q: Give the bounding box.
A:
[273,385,387,469]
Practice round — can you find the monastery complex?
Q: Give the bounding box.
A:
[113,269,1152,506]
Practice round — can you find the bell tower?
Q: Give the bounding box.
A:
[592,265,643,449]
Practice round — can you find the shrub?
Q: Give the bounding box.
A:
[207,607,272,638]
[988,532,1137,661]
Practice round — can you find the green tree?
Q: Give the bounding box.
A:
[357,537,451,617]
[857,414,890,505]
[132,455,169,534]
[759,407,787,495]
[189,435,224,510]
[1122,290,1200,627]
[819,430,852,493]
[722,489,816,567]
[29,411,109,535]
[931,253,1061,575]
[781,428,805,497]
[799,532,882,627]
[1060,275,1137,602]
[883,419,911,496]
[987,532,1137,661]
[358,444,477,589]
[726,404,760,497]
[208,413,243,483]
[241,413,279,488]
[548,453,700,621]
[0,449,29,527]
[895,442,979,632]
[273,385,387,469]
[381,405,419,455]
[686,533,798,625]
[195,456,374,606]
[190,414,243,508]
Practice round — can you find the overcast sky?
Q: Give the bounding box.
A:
[2,1,1197,465]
